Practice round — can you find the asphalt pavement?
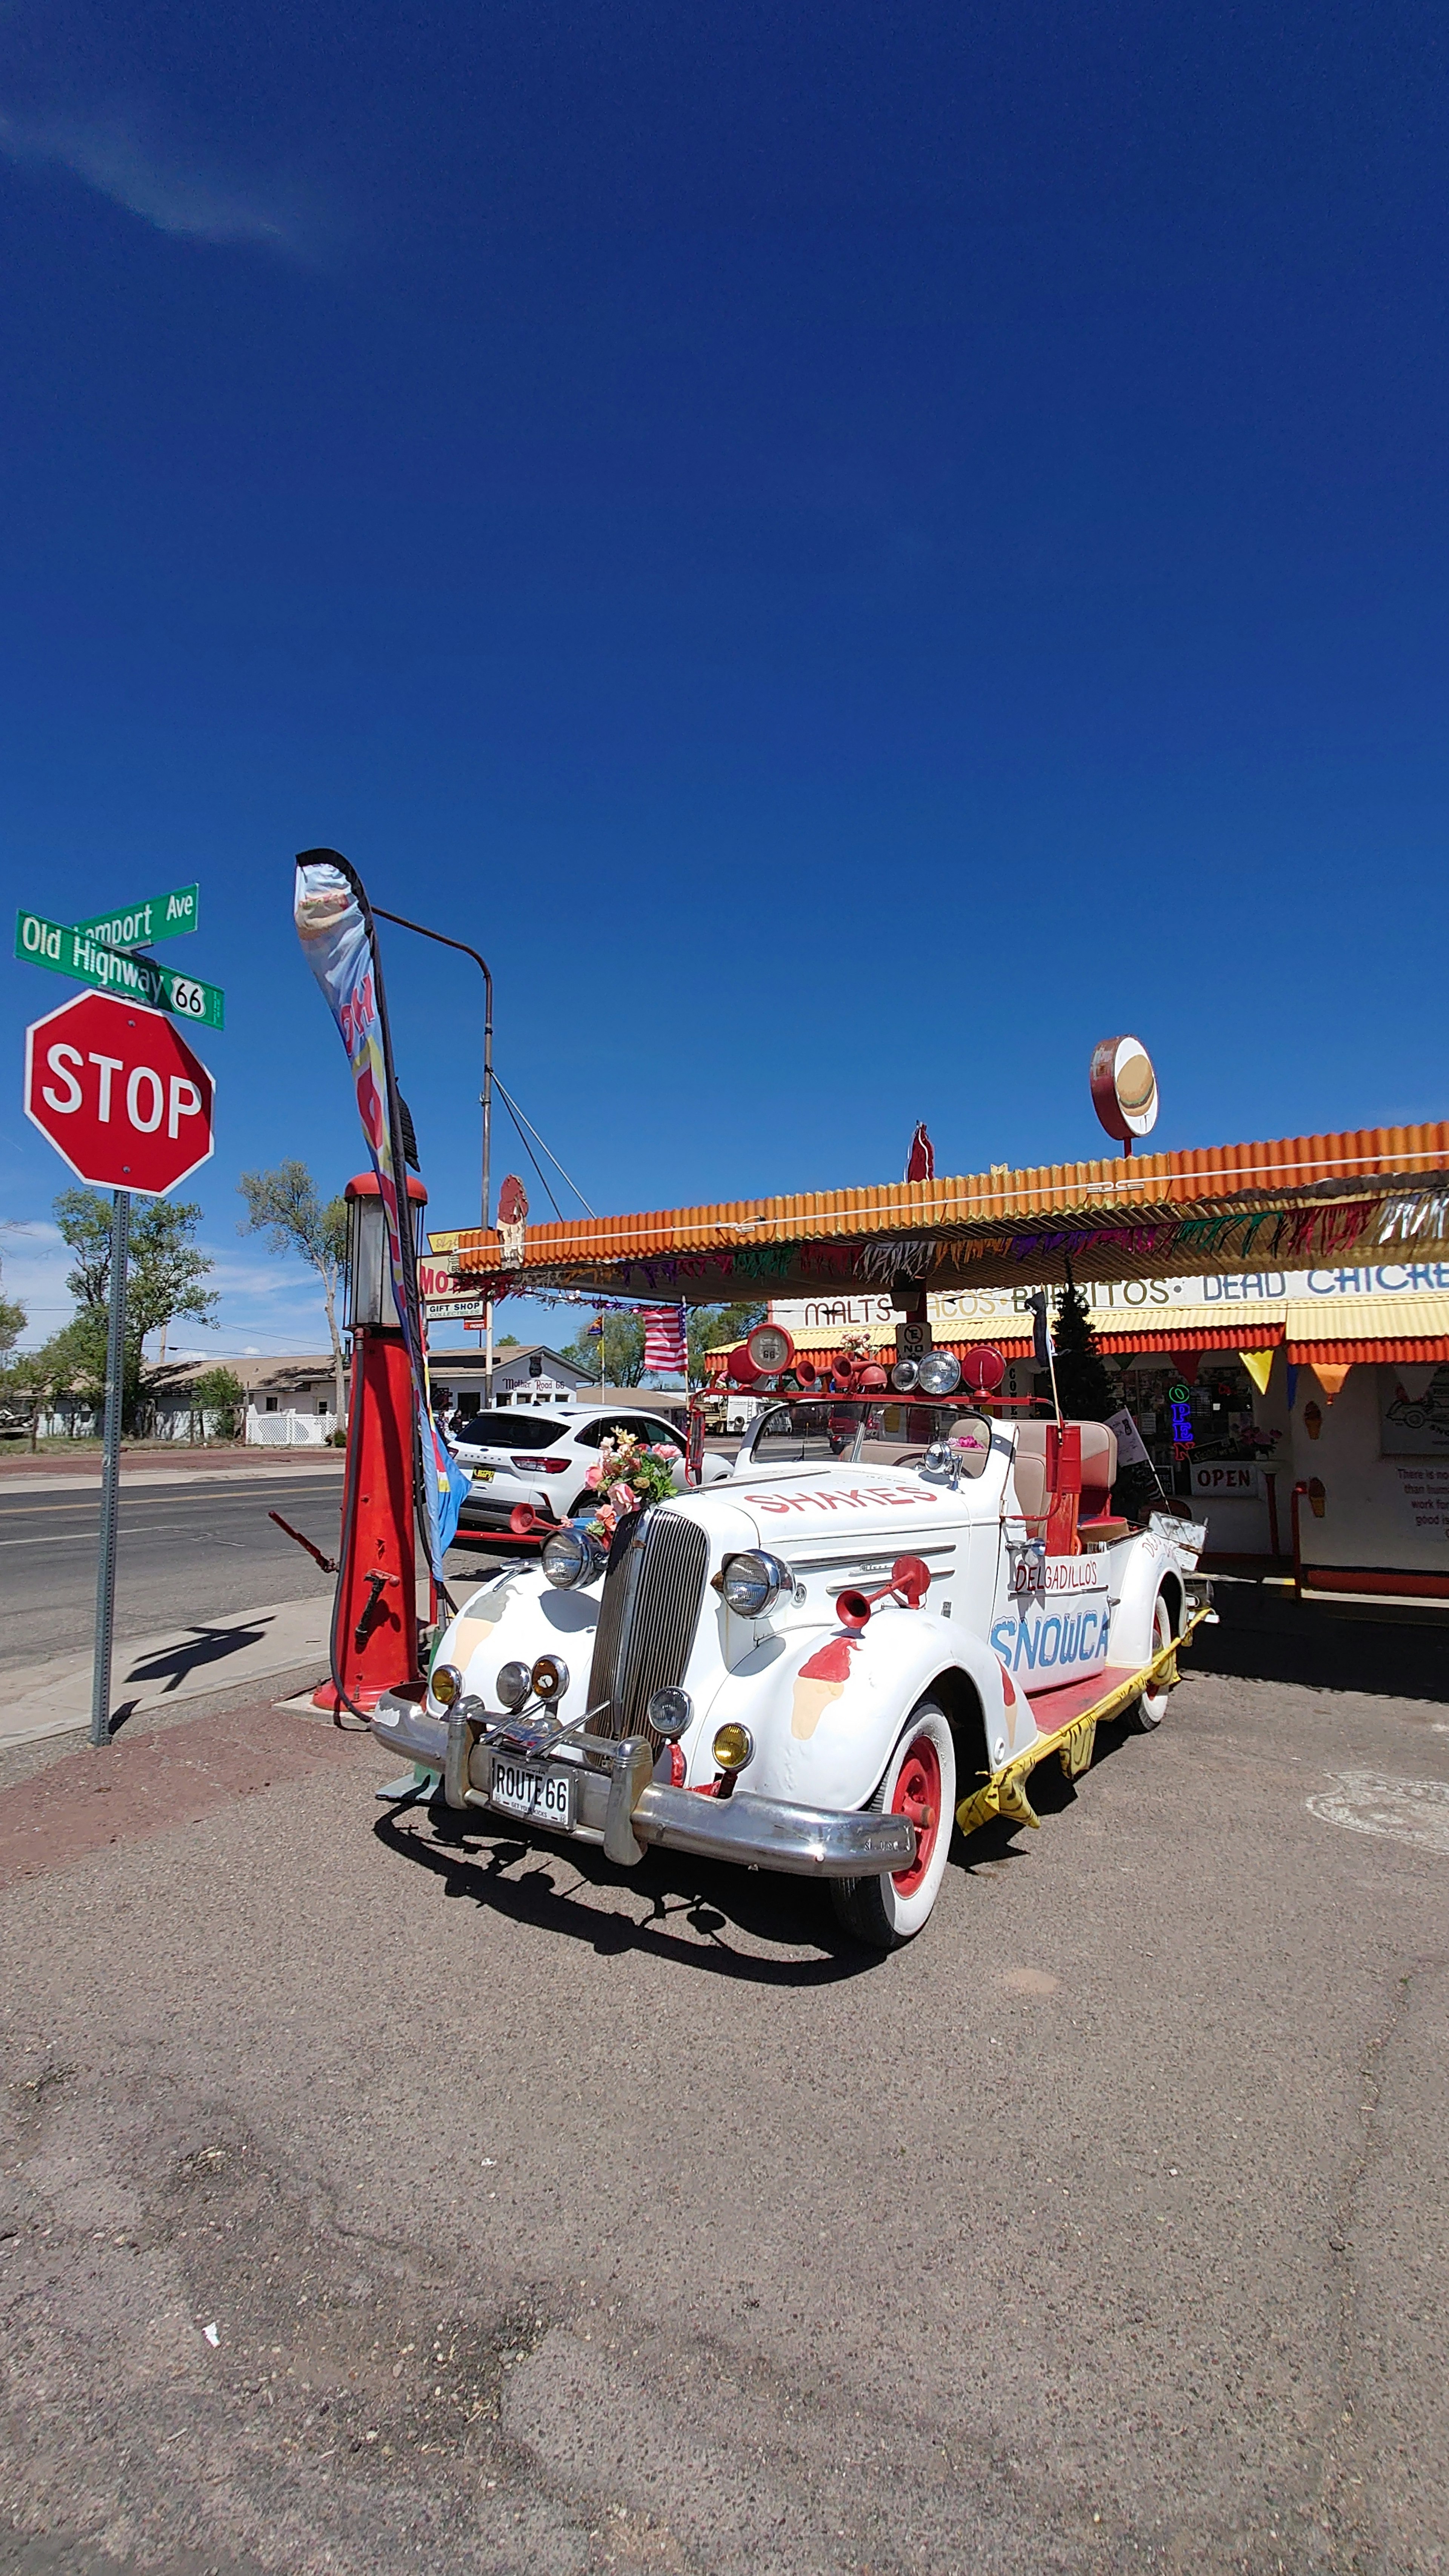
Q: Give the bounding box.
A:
[0,1472,349,1673]
[1,1599,1446,2576]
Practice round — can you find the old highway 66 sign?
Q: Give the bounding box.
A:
[24,989,215,1195]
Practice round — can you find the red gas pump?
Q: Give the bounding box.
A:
[312,1170,430,1715]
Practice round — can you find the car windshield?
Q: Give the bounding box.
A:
[456,1412,570,1449]
[749,1399,983,1465]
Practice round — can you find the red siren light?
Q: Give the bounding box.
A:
[962,1345,1008,1394]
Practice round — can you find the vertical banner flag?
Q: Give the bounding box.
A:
[1027,1289,1054,1369]
[905,1121,935,1182]
[643,1304,688,1376]
[293,850,468,1571]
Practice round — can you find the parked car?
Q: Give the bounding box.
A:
[374,1396,1210,1947]
[449,1402,729,1540]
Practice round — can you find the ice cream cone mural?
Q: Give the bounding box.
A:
[791,1633,859,1739]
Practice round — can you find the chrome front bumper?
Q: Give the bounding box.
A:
[369,1693,914,1879]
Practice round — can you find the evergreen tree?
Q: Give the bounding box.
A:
[1050,1260,1117,1421]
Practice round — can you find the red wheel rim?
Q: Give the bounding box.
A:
[890,1733,942,1896]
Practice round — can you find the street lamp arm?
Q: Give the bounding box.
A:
[371,901,497,1406]
[371,905,494,1233]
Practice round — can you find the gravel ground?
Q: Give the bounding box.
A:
[2,1614,1446,2576]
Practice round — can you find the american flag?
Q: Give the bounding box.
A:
[642,1304,688,1375]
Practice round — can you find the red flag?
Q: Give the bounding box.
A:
[905,1121,935,1182]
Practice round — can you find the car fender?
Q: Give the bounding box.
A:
[432,1569,602,1724]
[691,1607,1004,1810]
[1106,1529,1184,1669]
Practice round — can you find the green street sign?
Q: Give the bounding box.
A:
[15,910,225,1030]
[72,883,199,948]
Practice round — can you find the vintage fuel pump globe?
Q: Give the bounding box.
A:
[1089,1035,1159,1153]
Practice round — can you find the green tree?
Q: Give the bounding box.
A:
[1050,1262,1118,1423]
[560,1312,646,1386]
[191,1364,245,1441]
[238,1161,349,1421]
[54,1190,218,1432]
[686,1300,766,1389]
[0,1292,24,1362]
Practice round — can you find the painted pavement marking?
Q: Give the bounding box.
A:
[1306,1769,1449,1857]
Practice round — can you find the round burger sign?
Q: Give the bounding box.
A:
[1089,1034,1159,1149]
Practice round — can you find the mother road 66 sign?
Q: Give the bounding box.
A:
[24,989,215,1195]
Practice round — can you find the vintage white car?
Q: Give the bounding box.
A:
[372,1397,1210,1947]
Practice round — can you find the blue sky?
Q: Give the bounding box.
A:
[2,1,1446,1358]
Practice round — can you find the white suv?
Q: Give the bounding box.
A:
[451,1403,728,1543]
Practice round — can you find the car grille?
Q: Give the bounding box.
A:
[588,1508,710,1755]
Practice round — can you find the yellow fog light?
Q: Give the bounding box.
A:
[531,1653,569,1702]
[711,1722,754,1773]
[430,1662,463,1709]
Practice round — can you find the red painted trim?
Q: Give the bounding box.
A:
[1024,1665,1140,1732]
[1300,1564,1449,1599]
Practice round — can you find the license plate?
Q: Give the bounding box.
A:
[470,1468,494,1486]
[489,1756,575,1831]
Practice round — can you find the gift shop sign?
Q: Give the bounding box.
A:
[24,990,215,1196]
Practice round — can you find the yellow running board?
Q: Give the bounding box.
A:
[954,1603,1212,1839]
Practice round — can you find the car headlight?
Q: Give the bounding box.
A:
[495,1659,531,1713]
[430,1661,463,1709]
[541,1525,603,1589]
[531,1654,569,1702]
[721,1550,793,1617]
[917,1350,962,1395]
[889,1357,920,1392]
[647,1686,692,1741]
[711,1721,754,1772]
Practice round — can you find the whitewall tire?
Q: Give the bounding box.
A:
[831,1699,957,1950]
[1132,1589,1177,1731]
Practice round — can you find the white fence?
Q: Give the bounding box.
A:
[247,1408,334,1448]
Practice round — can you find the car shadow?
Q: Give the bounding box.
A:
[951,1707,1140,1869]
[373,1799,886,1982]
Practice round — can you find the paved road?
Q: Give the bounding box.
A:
[0,1473,348,1671]
[0,1470,526,1676]
[1,1602,1446,2576]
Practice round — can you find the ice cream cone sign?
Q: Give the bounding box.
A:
[792,1634,857,1739]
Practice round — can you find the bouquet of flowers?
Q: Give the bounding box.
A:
[576,1428,682,1541]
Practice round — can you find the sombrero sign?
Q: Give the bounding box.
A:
[1089,1035,1159,1150]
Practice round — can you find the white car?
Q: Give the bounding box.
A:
[375,1396,1210,1947]
[449,1401,729,1543]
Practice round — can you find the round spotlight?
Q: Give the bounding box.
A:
[495,1659,531,1713]
[429,1661,463,1709]
[917,1350,962,1395]
[541,1525,602,1589]
[647,1686,692,1741]
[711,1721,755,1773]
[890,1358,920,1392]
[721,1550,792,1618]
[531,1654,569,1702]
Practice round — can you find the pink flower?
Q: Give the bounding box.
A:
[583,1462,605,1489]
[595,1503,617,1537]
[650,1444,681,1461]
[609,1480,638,1510]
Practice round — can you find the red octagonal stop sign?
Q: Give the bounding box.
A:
[24,990,216,1196]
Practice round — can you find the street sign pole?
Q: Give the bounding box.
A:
[90,1190,130,1747]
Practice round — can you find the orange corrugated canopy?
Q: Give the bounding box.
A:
[442,1120,1449,1303]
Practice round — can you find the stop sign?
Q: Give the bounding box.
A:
[24,990,216,1196]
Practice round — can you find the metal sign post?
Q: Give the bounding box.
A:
[90,1189,130,1747]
